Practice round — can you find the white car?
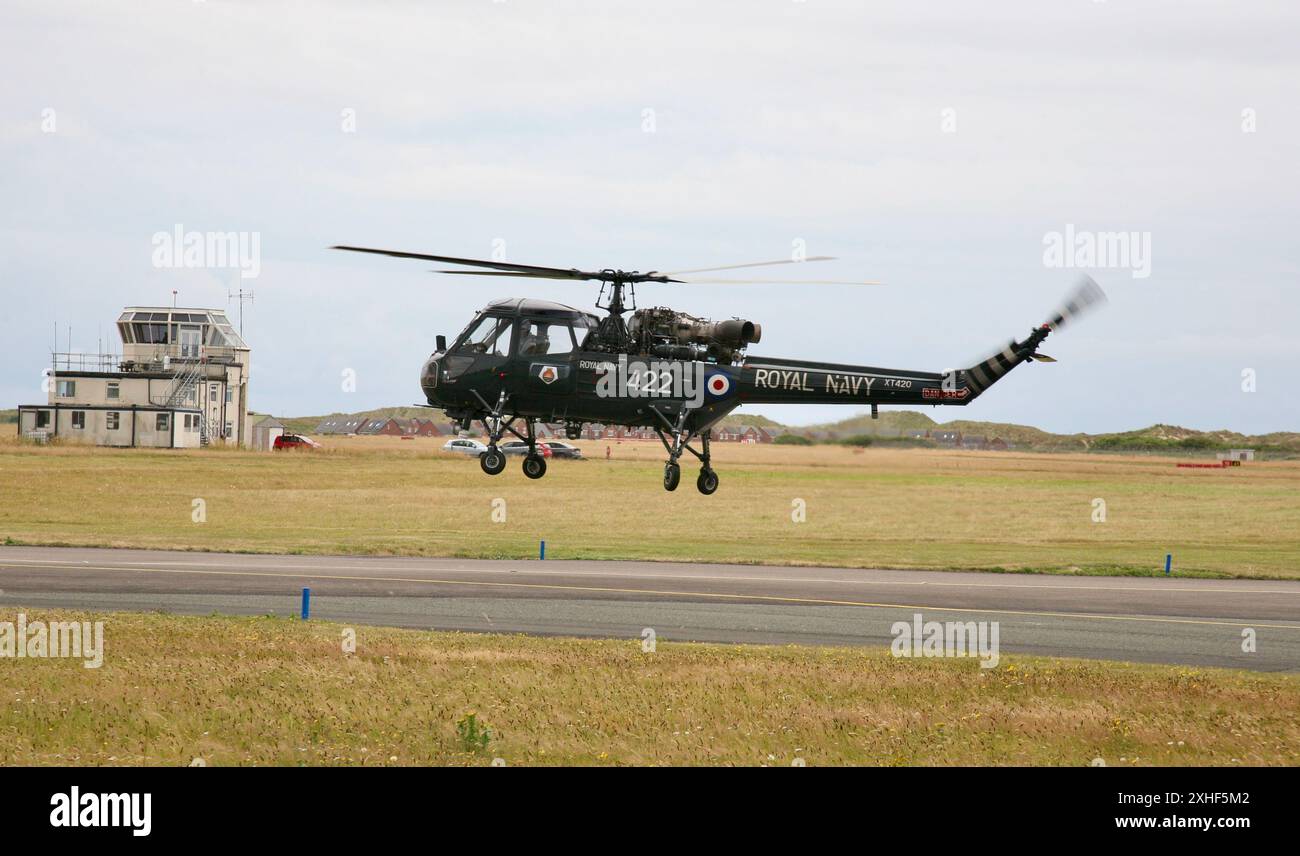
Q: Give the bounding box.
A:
[442,438,488,456]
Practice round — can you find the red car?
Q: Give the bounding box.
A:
[273,434,321,451]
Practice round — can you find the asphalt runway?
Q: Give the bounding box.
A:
[1,546,1298,671]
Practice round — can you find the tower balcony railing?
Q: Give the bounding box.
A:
[51,344,245,374]
[121,343,246,365]
[50,352,122,372]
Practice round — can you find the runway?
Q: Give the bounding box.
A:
[1,546,1298,671]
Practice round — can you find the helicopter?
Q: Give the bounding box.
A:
[332,245,1106,494]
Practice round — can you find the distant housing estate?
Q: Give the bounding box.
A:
[316,416,455,437]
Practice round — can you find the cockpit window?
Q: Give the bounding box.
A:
[455,315,512,356]
[572,314,598,350]
[517,320,576,357]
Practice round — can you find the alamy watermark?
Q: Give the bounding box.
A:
[890,613,999,668]
[593,354,704,407]
[1042,223,1150,279]
[151,224,261,279]
[50,787,150,836]
[0,613,104,668]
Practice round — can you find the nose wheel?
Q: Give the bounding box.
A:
[696,468,719,495]
[523,454,547,480]
[480,446,507,475]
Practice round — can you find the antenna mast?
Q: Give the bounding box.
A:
[228,285,255,337]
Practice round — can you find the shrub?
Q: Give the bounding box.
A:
[455,712,492,753]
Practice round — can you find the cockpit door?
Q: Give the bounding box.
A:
[517,318,578,395]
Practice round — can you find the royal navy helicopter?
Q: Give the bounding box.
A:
[332,245,1106,494]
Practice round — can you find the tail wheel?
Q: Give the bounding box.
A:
[663,462,681,492]
[480,447,506,475]
[522,454,547,480]
[696,468,719,495]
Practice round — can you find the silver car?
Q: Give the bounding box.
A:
[442,438,488,456]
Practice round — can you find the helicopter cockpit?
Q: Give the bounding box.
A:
[426,300,598,392]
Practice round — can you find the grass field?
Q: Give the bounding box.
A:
[1,432,1298,578]
[1,610,1296,766]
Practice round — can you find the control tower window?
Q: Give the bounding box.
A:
[131,322,170,344]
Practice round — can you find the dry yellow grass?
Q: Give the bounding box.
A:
[1,431,1298,577]
[1,610,1296,766]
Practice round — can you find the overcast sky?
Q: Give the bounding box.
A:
[2,0,1297,433]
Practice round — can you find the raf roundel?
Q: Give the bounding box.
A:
[705,371,732,398]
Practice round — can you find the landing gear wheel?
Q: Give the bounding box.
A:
[663,462,681,492]
[480,446,506,475]
[696,468,719,495]
[522,454,547,480]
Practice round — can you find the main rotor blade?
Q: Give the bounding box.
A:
[332,245,597,280]
[676,277,881,285]
[434,269,683,283]
[434,269,601,281]
[661,256,836,275]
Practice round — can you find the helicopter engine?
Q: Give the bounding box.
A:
[628,306,762,363]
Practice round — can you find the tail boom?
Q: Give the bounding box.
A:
[734,276,1101,410]
[737,326,1050,408]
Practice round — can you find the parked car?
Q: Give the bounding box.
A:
[542,441,583,459]
[442,438,488,456]
[500,440,552,457]
[273,433,321,451]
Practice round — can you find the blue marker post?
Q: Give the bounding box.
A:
[301,587,311,620]
[539,540,546,561]
[1164,554,1172,576]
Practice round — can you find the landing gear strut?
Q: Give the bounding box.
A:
[471,390,547,479]
[651,408,719,495]
[473,389,511,477]
[696,431,718,495]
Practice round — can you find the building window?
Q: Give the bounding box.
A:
[225,421,233,437]
[210,385,219,403]
[36,410,50,428]
[56,380,76,397]
[72,411,85,429]
[156,414,170,432]
[107,382,120,400]
[130,322,169,344]
[106,412,120,430]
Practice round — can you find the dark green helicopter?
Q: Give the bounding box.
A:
[332,245,1105,494]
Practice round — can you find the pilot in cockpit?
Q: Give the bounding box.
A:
[519,322,550,355]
